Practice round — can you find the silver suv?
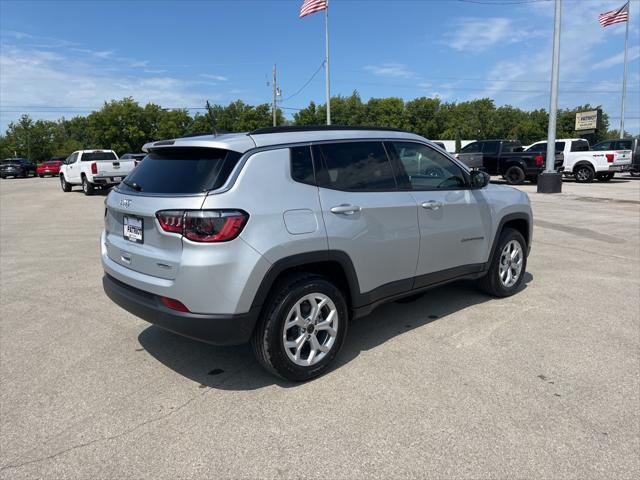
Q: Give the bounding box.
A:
[102,126,532,381]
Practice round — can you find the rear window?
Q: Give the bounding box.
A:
[571,140,590,152]
[118,147,241,194]
[81,151,117,161]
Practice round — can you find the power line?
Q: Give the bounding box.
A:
[283,62,326,102]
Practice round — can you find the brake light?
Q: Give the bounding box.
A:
[160,296,189,312]
[156,210,184,233]
[534,155,544,167]
[606,154,614,163]
[156,210,248,242]
[91,162,97,174]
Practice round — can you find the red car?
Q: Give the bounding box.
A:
[37,157,66,177]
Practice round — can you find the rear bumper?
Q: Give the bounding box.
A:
[103,274,260,345]
[93,176,125,185]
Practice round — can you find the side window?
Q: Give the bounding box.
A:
[616,140,632,150]
[316,141,396,191]
[391,142,467,190]
[571,141,590,152]
[67,153,78,164]
[593,141,613,151]
[502,142,520,153]
[481,141,499,155]
[460,142,480,153]
[527,143,546,152]
[290,146,315,185]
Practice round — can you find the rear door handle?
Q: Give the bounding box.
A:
[330,204,361,215]
[421,200,443,211]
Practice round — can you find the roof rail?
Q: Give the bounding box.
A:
[248,125,413,135]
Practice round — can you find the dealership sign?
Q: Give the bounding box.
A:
[575,109,603,131]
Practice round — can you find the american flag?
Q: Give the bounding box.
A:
[599,2,629,27]
[300,0,327,19]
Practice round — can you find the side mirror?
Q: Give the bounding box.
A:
[470,170,490,189]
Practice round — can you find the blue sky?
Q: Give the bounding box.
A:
[1,0,639,134]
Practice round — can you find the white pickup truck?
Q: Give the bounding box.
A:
[59,150,137,195]
[525,138,632,183]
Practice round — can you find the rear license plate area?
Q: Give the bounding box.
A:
[123,216,143,243]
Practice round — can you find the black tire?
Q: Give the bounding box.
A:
[38,174,44,178]
[630,171,640,177]
[504,166,525,185]
[82,175,94,195]
[597,172,614,182]
[60,175,71,192]
[251,273,348,382]
[477,228,527,298]
[574,164,594,183]
[21,170,27,178]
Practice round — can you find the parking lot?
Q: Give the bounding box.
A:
[1,176,638,479]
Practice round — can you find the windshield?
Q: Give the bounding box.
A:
[81,151,117,161]
[118,147,241,194]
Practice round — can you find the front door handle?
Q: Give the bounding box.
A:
[421,200,443,211]
[330,204,361,215]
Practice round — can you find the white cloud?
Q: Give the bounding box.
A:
[446,17,535,53]
[364,63,415,78]
[592,46,640,69]
[0,44,229,130]
[199,74,228,81]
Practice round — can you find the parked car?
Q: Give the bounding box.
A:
[120,153,147,163]
[591,138,640,177]
[102,126,533,381]
[526,138,632,183]
[0,158,36,178]
[37,157,66,177]
[59,150,137,195]
[457,140,563,184]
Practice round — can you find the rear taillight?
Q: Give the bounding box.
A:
[156,210,184,234]
[156,210,248,242]
[606,154,614,163]
[160,296,189,312]
[534,155,544,167]
[91,162,97,174]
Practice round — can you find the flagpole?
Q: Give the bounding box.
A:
[325,0,331,125]
[619,1,629,138]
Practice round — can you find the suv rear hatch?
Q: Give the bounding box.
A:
[104,147,242,280]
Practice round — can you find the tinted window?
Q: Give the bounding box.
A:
[81,151,117,161]
[290,146,315,185]
[316,142,396,191]
[118,147,241,194]
[391,142,467,190]
[502,142,522,153]
[592,141,614,151]
[617,140,633,150]
[571,140,590,152]
[460,142,480,153]
[481,141,500,155]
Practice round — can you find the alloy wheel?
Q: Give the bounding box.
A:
[282,293,338,367]
[499,240,523,288]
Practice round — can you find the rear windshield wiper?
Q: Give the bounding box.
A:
[123,179,143,191]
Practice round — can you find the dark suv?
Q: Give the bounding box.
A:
[0,158,37,178]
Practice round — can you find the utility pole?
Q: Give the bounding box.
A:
[538,0,563,194]
[272,64,278,127]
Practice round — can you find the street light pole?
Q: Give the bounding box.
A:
[538,0,563,194]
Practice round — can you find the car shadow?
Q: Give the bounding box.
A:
[70,188,111,196]
[137,273,533,391]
